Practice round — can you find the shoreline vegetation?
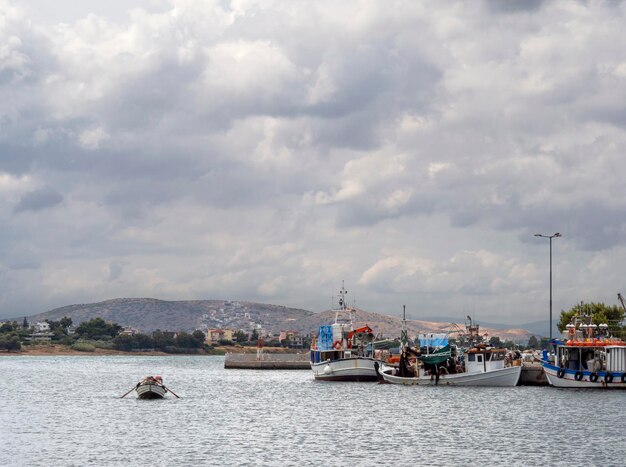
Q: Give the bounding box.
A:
[0,343,302,357]
[1,316,310,356]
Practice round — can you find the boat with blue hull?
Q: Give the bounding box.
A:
[542,319,626,389]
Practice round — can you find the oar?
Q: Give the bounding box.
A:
[162,385,180,399]
[120,383,139,398]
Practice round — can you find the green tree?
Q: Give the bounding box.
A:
[113,333,155,351]
[112,334,134,351]
[235,330,247,343]
[22,317,29,329]
[59,316,73,330]
[152,331,176,350]
[251,329,259,342]
[175,332,202,349]
[75,318,122,340]
[502,340,516,349]
[53,327,67,341]
[488,336,503,348]
[0,322,14,334]
[192,330,206,346]
[0,333,21,351]
[45,319,61,331]
[558,301,625,336]
[527,335,539,349]
[133,333,155,349]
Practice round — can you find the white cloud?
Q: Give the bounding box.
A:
[1,0,626,326]
[78,126,109,149]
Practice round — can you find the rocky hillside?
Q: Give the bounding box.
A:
[25,298,534,342]
[26,298,313,333]
[294,308,533,342]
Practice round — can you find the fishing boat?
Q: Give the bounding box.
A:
[135,376,168,399]
[379,317,522,386]
[380,342,521,386]
[541,318,626,389]
[309,283,383,381]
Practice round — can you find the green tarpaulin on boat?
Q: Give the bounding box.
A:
[418,345,451,365]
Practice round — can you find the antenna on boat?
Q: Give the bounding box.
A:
[400,305,408,350]
[339,281,347,310]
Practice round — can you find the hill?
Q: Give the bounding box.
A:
[24,298,534,342]
[296,309,532,342]
[25,298,314,333]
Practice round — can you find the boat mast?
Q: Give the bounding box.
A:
[400,305,408,350]
[335,281,348,323]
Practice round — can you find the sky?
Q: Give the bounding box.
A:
[1,0,626,325]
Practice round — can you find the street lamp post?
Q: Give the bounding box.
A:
[534,232,562,340]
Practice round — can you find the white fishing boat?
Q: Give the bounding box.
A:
[309,283,383,381]
[379,317,521,387]
[380,344,522,387]
[542,319,626,389]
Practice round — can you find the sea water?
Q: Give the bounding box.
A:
[1,356,624,466]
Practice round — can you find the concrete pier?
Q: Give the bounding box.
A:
[519,362,549,386]
[224,352,310,369]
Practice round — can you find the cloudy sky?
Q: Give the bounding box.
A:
[1,0,625,325]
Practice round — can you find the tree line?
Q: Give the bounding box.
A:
[0,317,210,354]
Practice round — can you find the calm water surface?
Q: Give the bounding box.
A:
[1,356,624,466]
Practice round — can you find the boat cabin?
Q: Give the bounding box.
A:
[310,323,375,364]
[464,348,507,374]
[554,342,626,373]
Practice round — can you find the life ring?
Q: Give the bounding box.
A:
[557,368,565,378]
[589,372,598,383]
[333,340,342,350]
[621,373,626,384]
[604,372,613,384]
[574,371,583,381]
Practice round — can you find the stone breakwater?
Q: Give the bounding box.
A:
[224,352,310,369]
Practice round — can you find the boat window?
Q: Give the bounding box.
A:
[477,354,483,362]
[468,354,475,361]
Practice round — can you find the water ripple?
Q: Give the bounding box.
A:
[1,356,624,466]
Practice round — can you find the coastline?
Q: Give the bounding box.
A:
[0,344,303,357]
[0,344,174,356]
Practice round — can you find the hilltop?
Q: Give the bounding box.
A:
[23,298,535,342]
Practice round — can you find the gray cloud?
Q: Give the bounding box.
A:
[14,186,63,213]
[0,0,625,325]
[485,0,544,14]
